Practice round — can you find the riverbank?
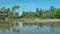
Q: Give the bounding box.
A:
[1,19,60,23]
[10,19,60,23]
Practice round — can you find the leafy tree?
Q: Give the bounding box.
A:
[12,5,20,18]
[36,8,39,12]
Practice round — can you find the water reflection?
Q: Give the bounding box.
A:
[22,22,60,34]
[0,21,60,34]
[0,21,20,34]
[23,22,60,28]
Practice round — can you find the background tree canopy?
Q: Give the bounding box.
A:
[21,6,60,19]
[0,5,20,19]
[0,5,60,19]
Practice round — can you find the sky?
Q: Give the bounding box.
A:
[0,0,60,15]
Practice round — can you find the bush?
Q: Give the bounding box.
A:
[4,17,9,22]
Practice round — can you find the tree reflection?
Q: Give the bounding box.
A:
[22,21,60,29]
[0,21,20,33]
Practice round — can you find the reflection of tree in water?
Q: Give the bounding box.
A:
[23,22,60,32]
[0,21,20,33]
[23,22,45,29]
[23,22,37,26]
[36,22,60,29]
[45,22,60,28]
[37,23,45,29]
[45,22,60,34]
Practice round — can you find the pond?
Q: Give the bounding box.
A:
[0,21,60,34]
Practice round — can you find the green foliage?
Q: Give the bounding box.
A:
[0,5,20,19]
[0,5,60,19]
[4,17,9,22]
[12,5,20,11]
[21,6,60,19]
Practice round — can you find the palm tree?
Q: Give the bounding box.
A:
[11,5,20,19]
[0,7,6,12]
[0,7,6,19]
[12,5,20,12]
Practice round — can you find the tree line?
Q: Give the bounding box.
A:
[0,5,20,19]
[0,5,60,19]
[20,6,60,19]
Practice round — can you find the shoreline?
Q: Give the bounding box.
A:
[10,19,60,23]
[0,19,60,23]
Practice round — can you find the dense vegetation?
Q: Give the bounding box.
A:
[0,5,60,19]
[0,5,20,19]
[20,6,60,19]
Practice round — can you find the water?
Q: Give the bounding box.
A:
[0,21,60,34]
